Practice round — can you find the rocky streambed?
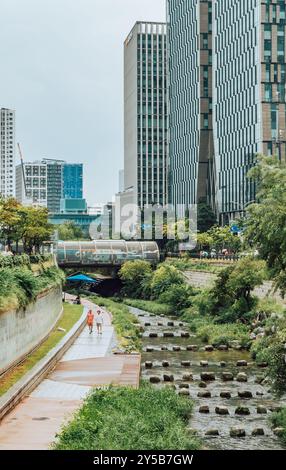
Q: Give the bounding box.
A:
[129,306,286,451]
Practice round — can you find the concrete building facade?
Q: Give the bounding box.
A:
[124,21,168,209]
[0,108,15,198]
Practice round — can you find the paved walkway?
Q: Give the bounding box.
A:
[0,298,140,450]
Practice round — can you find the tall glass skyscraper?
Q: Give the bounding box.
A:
[62,163,83,199]
[0,108,15,198]
[167,0,214,210]
[168,0,286,222]
[213,0,286,222]
[124,22,168,209]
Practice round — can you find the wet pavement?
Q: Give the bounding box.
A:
[0,298,140,450]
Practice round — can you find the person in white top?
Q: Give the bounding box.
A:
[96,309,104,335]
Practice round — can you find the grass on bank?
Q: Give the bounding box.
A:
[53,383,200,450]
[0,265,65,314]
[123,298,173,316]
[271,408,286,445]
[0,303,83,397]
[164,258,226,273]
[89,296,141,352]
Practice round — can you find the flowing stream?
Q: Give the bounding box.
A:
[129,306,286,451]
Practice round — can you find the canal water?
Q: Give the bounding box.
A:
[128,306,286,451]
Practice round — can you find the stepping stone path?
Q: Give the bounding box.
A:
[136,307,286,450]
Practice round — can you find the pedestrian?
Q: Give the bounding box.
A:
[87,309,94,334]
[96,309,104,335]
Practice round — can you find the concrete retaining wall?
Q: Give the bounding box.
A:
[0,286,63,375]
[184,270,285,305]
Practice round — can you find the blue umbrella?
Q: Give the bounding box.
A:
[67,273,100,284]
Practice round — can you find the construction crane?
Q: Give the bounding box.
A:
[17,143,27,198]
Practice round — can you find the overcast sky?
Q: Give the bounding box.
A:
[0,0,166,205]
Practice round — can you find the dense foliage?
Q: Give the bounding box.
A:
[245,156,286,295]
[0,265,65,313]
[119,260,153,299]
[54,384,199,450]
[57,221,85,241]
[0,198,53,253]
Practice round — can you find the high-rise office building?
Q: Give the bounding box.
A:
[0,108,15,198]
[168,0,286,223]
[16,159,84,213]
[213,0,286,223]
[124,21,168,209]
[16,161,47,207]
[167,1,214,210]
[62,163,83,199]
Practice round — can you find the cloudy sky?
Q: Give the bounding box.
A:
[0,0,166,205]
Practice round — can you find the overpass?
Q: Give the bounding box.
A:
[55,240,160,268]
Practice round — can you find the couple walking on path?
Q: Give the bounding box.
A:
[87,308,104,335]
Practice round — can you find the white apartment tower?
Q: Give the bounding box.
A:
[0,108,15,198]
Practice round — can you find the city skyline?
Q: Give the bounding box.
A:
[0,0,166,205]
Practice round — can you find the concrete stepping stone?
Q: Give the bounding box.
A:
[217,345,228,351]
[167,321,174,327]
[161,346,168,351]
[162,361,170,368]
[215,406,229,415]
[230,428,246,437]
[198,391,211,398]
[149,332,158,338]
[235,406,250,416]
[199,381,207,388]
[145,361,153,369]
[257,406,267,414]
[252,428,265,436]
[237,360,248,367]
[163,374,174,383]
[205,345,214,352]
[238,391,253,399]
[182,373,193,381]
[144,322,151,327]
[181,332,190,338]
[178,388,190,396]
[181,361,191,367]
[201,372,215,381]
[222,372,234,381]
[187,345,198,351]
[220,361,227,367]
[236,372,248,382]
[146,347,154,352]
[257,362,268,368]
[179,383,190,389]
[150,376,160,384]
[206,429,219,436]
[199,406,210,414]
[163,332,174,338]
[173,346,181,352]
[220,391,231,399]
[200,361,208,367]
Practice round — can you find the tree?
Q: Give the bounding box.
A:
[21,206,53,253]
[197,201,217,233]
[245,155,286,295]
[210,257,266,320]
[150,264,185,299]
[119,260,153,299]
[208,225,241,253]
[57,221,84,241]
[197,232,213,250]
[0,198,22,250]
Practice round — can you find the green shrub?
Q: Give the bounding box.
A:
[53,383,200,450]
[119,260,153,299]
[159,284,193,312]
[151,264,185,299]
[271,408,286,444]
[123,298,173,316]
